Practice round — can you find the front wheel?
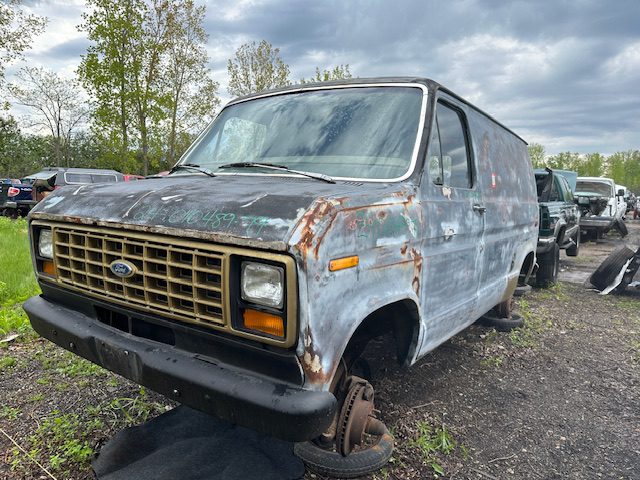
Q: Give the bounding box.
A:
[536,242,559,287]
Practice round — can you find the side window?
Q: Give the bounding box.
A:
[427,102,472,188]
[549,177,560,201]
[559,176,573,202]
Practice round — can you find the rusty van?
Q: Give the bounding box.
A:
[24,78,538,477]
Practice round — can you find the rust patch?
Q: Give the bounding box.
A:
[410,248,423,295]
[400,244,408,255]
[294,200,334,261]
[377,210,388,221]
[301,326,333,385]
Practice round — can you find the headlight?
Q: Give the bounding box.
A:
[38,229,53,259]
[241,262,284,308]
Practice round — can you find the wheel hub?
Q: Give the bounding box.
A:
[335,376,376,456]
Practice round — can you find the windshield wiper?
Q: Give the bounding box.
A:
[217,162,335,184]
[168,163,216,177]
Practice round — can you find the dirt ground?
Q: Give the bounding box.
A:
[2,223,639,479]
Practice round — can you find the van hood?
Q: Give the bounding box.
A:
[29,175,398,251]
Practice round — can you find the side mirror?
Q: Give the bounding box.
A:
[617,189,625,197]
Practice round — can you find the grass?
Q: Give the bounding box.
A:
[10,411,101,477]
[0,217,40,336]
[409,420,459,476]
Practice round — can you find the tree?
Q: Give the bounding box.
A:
[79,0,219,174]
[77,0,146,165]
[580,152,605,177]
[227,40,290,97]
[163,0,219,165]
[300,64,352,84]
[0,0,45,91]
[527,143,545,168]
[547,152,580,171]
[8,66,90,165]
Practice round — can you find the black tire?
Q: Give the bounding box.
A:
[513,284,532,297]
[589,246,636,291]
[614,219,628,237]
[536,242,559,287]
[479,312,524,332]
[294,429,394,479]
[566,229,580,257]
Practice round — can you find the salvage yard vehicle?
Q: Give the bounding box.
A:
[575,176,627,238]
[0,178,33,217]
[24,78,538,477]
[534,168,580,287]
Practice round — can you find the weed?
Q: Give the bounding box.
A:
[0,355,17,371]
[0,405,21,420]
[106,388,166,427]
[409,420,459,476]
[480,355,504,367]
[10,411,103,476]
[509,304,551,349]
[37,346,107,377]
[29,393,45,403]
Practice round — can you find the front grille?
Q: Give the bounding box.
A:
[52,226,226,327]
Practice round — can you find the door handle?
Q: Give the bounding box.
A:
[473,204,487,214]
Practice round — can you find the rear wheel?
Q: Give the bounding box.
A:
[536,242,559,287]
[566,229,580,257]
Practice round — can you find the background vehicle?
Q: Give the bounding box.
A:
[534,168,580,286]
[575,176,627,238]
[0,178,34,217]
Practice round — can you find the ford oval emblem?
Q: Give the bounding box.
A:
[109,260,136,278]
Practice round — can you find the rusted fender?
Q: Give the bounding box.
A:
[287,186,424,389]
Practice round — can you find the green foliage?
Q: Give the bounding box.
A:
[10,411,100,475]
[37,346,107,377]
[0,218,40,307]
[528,143,545,168]
[78,0,219,175]
[300,64,353,84]
[0,355,17,371]
[106,388,166,427]
[409,421,458,476]
[0,405,21,420]
[0,0,46,86]
[227,40,291,96]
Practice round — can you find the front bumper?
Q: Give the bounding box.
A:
[24,294,336,441]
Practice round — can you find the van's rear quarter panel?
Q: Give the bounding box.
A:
[467,107,538,307]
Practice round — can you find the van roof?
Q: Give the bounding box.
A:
[229,77,528,145]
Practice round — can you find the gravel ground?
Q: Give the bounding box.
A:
[2,223,639,480]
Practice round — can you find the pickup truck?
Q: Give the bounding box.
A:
[534,168,580,286]
[575,177,627,239]
[0,178,34,217]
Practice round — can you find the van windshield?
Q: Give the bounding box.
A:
[180,86,424,180]
[575,181,612,197]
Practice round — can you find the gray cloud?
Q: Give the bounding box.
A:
[13,0,640,154]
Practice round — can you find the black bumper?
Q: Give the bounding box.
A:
[24,295,336,441]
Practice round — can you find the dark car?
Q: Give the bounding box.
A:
[533,168,581,286]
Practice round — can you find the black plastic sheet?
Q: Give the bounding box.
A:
[92,406,305,480]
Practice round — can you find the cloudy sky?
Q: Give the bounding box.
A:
[10,0,640,155]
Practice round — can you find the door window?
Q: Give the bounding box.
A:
[427,102,472,188]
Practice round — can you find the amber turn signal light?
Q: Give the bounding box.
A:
[329,255,359,272]
[42,260,56,276]
[242,309,284,337]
